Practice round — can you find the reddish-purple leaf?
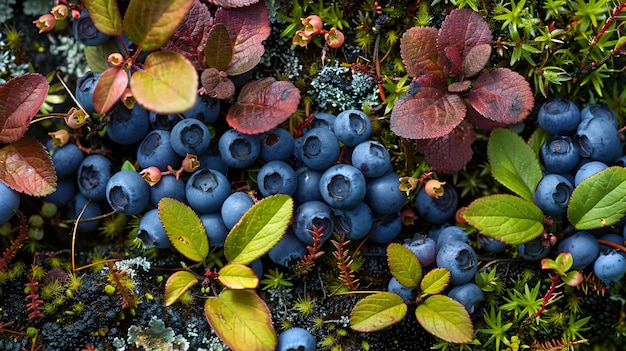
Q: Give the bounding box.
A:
[201,68,236,100]
[466,102,507,131]
[161,0,214,70]
[444,46,463,74]
[462,43,491,78]
[400,26,444,78]
[214,3,271,76]
[448,80,472,93]
[205,0,260,7]
[437,8,492,76]
[0,74,49,143]
[0,136,57,196]
[93,66,128,114]
[226,77,300,134]
[415,121,475,175]
[390,75,466,140]
[468,68,534,124]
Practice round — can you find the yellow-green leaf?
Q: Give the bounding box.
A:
[158,197,208,262]
[164,270,198,306]
[568,167,626,229]
[218,263,259,289]
[415,295,474,343]
[387,243,422,288]
[420,268,450,296]
[224,194,293,265]
[204,289,276,351]
[131,51,198,114]
[82,0,123,36]
[350,292,407,332]
[123,0,194,52]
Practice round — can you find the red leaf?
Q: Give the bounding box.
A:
[0,74,49,143]
[161,0,214,70]
[448,80,472,93]
[226,77,301,134]
[468,68,534,124]
[201,68,236,100]
[205,0,260,8]
[466,102,507,131]
[462,43,491,78]
[0,136,57,196]
[93,66,128,114]
[400,26,444,78]
[437,8,492,76]
[390,75,466,140]
[415,121,475,175]
[214,2,271,76]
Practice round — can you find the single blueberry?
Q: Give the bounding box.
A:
[137,209,171,249]
[436,241,478,285]
[299,127,340,170]
[557,231,600,270]
[537,98,580,135]
[333,109,372,146]
[351,140,391,178]
[186,168,231,214]
[0,182,20,224]
[260,128,295,162]
[276,327,316,351]
[218,129,261,168]
[170,118,211,156]
[77,154,114,201]
[319,164,367,210]
[292,200,334,245]
[415,182,458,224]
[137,130,183,171]
[257,160,297,197]
[533,174,573,216]
[366,171,408,215]
[221,192,255,229]
[106,104,150,145]
[333,201,373,240]
[105,170,150,215]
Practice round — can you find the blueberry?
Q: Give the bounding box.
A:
[249,258,263,279]
[43,177,77,208]
[221,192,255,229]
[170,118,211,156]
[333,201,373,240]
[403,235,437,266]
[268,229,308,266]
[319,164,367,210]
[75,71,101,114]
[149,111,179,130]
[477,234,507,253]
[292,200,334,245]
[310,111,336,131]
[351,140,392,178]
[365,171,408,215]
[533,174,573,216]
[276,327,316,351]
[200,213,229,247]
[260,128,295,162]
[77,154,114,201]
[415,182,458,224]
[580,103,618,128]
[299,127,340,170]
[333,109,372,146]
[447,282,484,319]
[369,212,402,244]
[575,117,622,163]
[599,233,624,254]
[540,135,580,174]
[593,250,626,285]
[67,193,102,233]
[182,95,220,125]
[186,168,231,214]
[137,208,171,249]
[106,170,150,215]
[0,182,20,224]
[137,130,183,171]
[388,276,416,302]
[574,160,608,186]
[517,237,550,261]
[150,174,187,207]
[537,98,580,135]
[106,104,150,145]
[46,140,84,179]
[436,241,478,285]
[218,129,261,168]
[73,9,111,46]
[557,231,600,270]
[435,225,469,248]
[257,160,297,197]
[294,166,324,203]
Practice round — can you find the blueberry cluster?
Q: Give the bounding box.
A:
[534,98,626,284]
[389,224,484,319]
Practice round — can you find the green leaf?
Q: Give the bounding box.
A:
[204,289,276,351]
[218,263,259,290]
[83,40,118,73]
[387,243,422,288]
[123,0,195,52]
[527,127,551,156]
[130,51,198,114]
[205,23,233,71]
[350,292,408,332]
[463,194,544,244]
[567,167,626,229]
[420,268,450,296]
[82,0,123,36]
[224,194,293,265]
[164,270,198,306]
[488,128,543,201]
[158,198,208,262]
[415,295,474,343]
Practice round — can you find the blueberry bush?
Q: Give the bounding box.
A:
[1,0,626,350]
